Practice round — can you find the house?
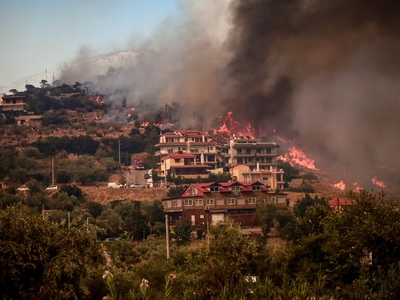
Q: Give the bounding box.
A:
[328,198,355,211]
[0,94,26,111]
[155,130,218,169]
[162,181,288,228]
[227,135,280,170]
[15,115,42,127]
[231,164,285,190]
[160,151,211,180]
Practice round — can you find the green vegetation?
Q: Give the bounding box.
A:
[1,190,400,298]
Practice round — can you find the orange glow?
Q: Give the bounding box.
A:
[372,176,386,188]
[278,146,319,170]
[214,111,266,138]
[332,180,346,190]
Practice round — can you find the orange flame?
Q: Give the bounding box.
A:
[278,146,319,170]
[332,180,346,190]
[214,111,266,138]
[372,176,386,188]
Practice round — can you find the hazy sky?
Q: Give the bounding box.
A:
[0,0,181,86]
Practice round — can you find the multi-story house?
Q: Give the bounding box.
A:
[0,94,26,111]
[162,181,288,228]
[232,164,285,191]
[227,135,280,170]
[160,151,211,180]
[155,130,218,169]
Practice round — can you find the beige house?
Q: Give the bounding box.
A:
[160,151,211,180]
[155,130,218,169]
[0,94,26,111]
[227,136,280,170]
[15,115,42,127]
[231,164,285,191]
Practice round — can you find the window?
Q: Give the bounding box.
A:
[268,197,276,203]
[252,185,261,191]
[177,200,182,207]
[266,148,271,154]
[174,159,180,163]
[248,197,256,204]
[277,197,286,204]
[227,198,235,205]
[173,200,177,207]
[231,186,240,192]
[210,186,219,192]
[216,199,224,205]
[186,189,191,196]
[192,188,198,195]
[191,148,199,153]
[167,201,172,208]
[237,198,245,205]
[184,199,193,206]
[206,198,214,206]
[195,199,203,206]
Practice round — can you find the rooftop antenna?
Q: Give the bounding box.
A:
[46,69,47,81]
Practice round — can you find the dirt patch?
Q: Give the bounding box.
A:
[80,185,169,204]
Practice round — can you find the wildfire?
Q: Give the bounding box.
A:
[278,146,319,170]
[214,111,266,138]
[332,180,346,190]
[372,176,386,188]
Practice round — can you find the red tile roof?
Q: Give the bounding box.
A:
[328,198,354,206]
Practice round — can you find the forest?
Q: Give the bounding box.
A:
[1,190,400,299]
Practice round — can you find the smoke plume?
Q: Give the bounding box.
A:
[60,0,400,189]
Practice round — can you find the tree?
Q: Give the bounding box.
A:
[115,201,148,241]
[256,203,278,236]
[183,220,258,298]
[86,201,103,218]
[173,220,193,245]
[0,204,104,299]
[40,79,48,88]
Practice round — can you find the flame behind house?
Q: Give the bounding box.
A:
[56,0,400,189]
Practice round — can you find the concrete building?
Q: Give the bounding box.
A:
[231,164,285,191]
[162,181,288,228]
[227,136,280,170]
[155,130,218,169]
[160,151,211,180]
[0,94,26,111]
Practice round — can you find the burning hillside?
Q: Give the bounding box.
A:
[52,0,400,191]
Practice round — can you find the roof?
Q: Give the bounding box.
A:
[172,165,211,169]
[182,181,269,195]
[165,151,196,159]
[328,198,354,206]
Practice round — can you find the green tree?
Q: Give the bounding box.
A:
[173,220,193,245]
[115,201,148,241]
[183,220,258,298]
[0,205,103,299]
[256,203,278,236]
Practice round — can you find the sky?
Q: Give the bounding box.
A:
[0,0,182,87]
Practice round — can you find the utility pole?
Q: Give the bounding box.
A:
[51,157,55,185]
[165,214,170,260]
[118,140,121,166]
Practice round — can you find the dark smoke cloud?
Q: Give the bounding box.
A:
[59,0,400,189]
[224,0,400,188]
